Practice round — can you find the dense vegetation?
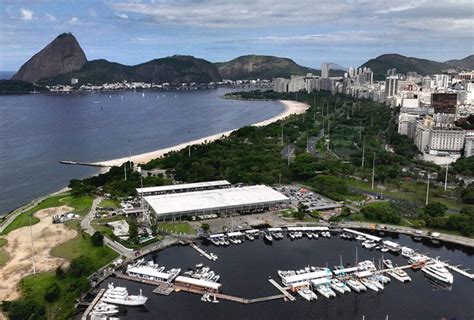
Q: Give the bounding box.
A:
[0,80,49,95]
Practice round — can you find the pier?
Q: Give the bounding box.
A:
[189,242,217,261]
[268,278,296,301]
[81,288,105,320]
[60,160,110,168]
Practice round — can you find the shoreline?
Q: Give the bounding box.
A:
[93,100,309,167]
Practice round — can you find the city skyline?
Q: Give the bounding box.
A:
[1,0,473,71]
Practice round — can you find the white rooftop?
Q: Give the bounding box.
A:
[137,180,230,194]
[145,185,289,216]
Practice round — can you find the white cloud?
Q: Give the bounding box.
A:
[45,13,56,21]
[69,16,78,24]
[19,8,33,21]
[115,12,129,19]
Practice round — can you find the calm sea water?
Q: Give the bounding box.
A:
[100,233,474,320]
[0,88,284,215]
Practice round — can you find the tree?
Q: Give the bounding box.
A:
[294,203,308,220]
[129,221,139,244]
[461,184,474,204]
[91,231,104,247]
[360,202,401,224]
[55,266,65,279]
[423,202,448,217]
[200,223,210,232]
[44,283,60,303]
[3,299,46,320]
[68,255,94,277]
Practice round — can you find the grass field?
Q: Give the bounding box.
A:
[99,198,119,209]
[51,231,118,267]
[157,222,196,235]
[0,194,93,235]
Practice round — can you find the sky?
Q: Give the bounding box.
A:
[0,0,473,71]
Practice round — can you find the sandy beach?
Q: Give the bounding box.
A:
[0,206,77,301]
[95,100,309,167]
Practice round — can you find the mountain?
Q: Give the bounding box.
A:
[134,55,221,84]
[361,54,474,80]
[215,55,318,80]
[40,55,221,86]
[444,55,474,70]
[12,33,87,83]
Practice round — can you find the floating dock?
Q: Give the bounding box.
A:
[60,160,110,168]
[268,278,296,301]
[189,242,217,261]
[81,288,105,320]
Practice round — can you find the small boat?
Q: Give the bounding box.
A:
[373,274,391,284]
[307,232,313,239]
[264,233,273,242]
[347,279,367,292]
[360,278,379,292]
[246,233,255,241]
[91,302,119,316]
[368,277,384,290]
[297,288,317,301]
[289,232,295,240]
[383,259,412,282]
[315,285,336,298]
[356,235,365,241]
[331,278,351,294]
[195,263,204,268]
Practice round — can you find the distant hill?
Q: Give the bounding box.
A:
[361,53,474,80]
[360,54,448,80]
[445,55,474,70]
[41,55,221,86]
[0,80,49,95]
[134,55,221,84]
[215,55,319,80]
[12,33,87,83]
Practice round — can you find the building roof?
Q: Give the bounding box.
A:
[144,185,289,216]
[136,180,231,194]
[175,276,222,290]
[127,266,172,280]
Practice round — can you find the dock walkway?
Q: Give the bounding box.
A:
[81,288,105,320]
[268,278,295,301]
[189,242,217,261]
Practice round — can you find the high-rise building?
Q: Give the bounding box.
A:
[431,93,457,114]
[321,63,330,78]
[385,75,399,98]
[273,78,290,93]
[348,66,355,78]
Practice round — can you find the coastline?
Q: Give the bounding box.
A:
[93,100,309,167]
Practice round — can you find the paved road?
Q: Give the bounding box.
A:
[81,196,135,258]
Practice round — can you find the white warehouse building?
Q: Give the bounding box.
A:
[144,185,290,220]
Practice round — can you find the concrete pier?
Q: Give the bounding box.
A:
[81,288,105,320]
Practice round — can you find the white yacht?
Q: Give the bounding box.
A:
[102,283,148,306]
[330,278,351,294]
[297,288,318,301]
[422,261,454,284]
[90,302,119,316]
[383,260,411,282]
[347,279,367,292]
[315,285,336,298]
[360,278,379,292]
[373,274,391,284]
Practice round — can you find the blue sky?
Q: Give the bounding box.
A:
[1,0,473,71]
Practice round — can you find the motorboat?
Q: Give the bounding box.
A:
[246,233,255,241]
[383,259,412,282]
[264,232,273,242]
[368,277,384,290]
[297,288,318,301]
[421,261,453,284]
[355,235,365,241]
[330,278,351,294]
[315,285,336,298]
[346,279,367,292]
[289,232,295,240]
[90,302,119,316]
[101,283,148,306]
[359,278,379,292]
[307,232,313,239]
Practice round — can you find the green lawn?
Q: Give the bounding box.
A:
[0,238,8,267]
[51,232,118,268]
[91,215,126,239]
[1,194,93,235]
[99,198,119,209]
[157,222,196,235]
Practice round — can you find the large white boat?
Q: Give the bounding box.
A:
[347,279,366,292]
[422,261,454,284]
[102,283,148,306]
[383,259,411,282]
[297,288,318,301]
[315,285,336,298]
[330,278,351,294]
